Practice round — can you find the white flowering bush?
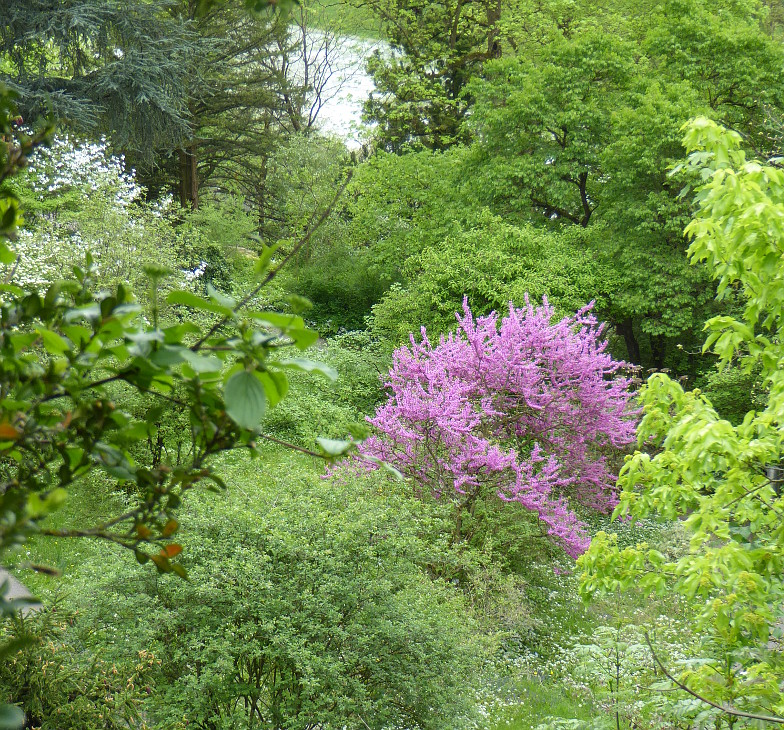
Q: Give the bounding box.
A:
[8,137,184,294]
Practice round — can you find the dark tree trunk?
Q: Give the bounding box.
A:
[616,318,641,364]
[650,334,666,370]
[179,143,199,210]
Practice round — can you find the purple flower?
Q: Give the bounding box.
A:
[350,298,638,558]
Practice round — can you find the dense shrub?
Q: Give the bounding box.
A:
[0,602,156,730]
[75,467,486,730]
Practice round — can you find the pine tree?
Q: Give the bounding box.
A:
[140,1,341,220]
[0,0,198,160]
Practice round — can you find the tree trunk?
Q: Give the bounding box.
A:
[616,318,641,364]
[257,154,268,235]
[650,334,666,370]
[179,143,199,210]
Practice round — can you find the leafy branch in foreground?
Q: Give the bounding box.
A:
[0,89,354,589]
[0,50,349,727]
[0,203,349,575]
[580,118,784,725]
[644,633,784,725]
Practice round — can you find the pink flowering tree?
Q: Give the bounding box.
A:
[360,298,638,558]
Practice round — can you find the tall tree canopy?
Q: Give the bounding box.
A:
[580,117,784,727]
[0,0,197,159]
[462,0,784,367]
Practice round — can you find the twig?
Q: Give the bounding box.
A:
[644,632,784,724]
[255,433,326,458]
[193,170,353,349]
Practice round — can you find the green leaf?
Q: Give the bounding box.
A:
[359,453,404,480]
[167,290,234,316]
[181,349,223,373]
[277,358,338,381]
[35,328,70,355]
[206,283,235,308]
[0,243,16,265]
[246,311,304,329]
[224,371,267,429]
[285,293,313,314]
[162,322,201,343]
[253,241,281,274]
[25,488,67,518]
[316,437,353,457]
[61,325,92,346]
[1,203,17,231]
[256,370,288,408]
[150,345,186,367]
[287,328,319,351]
[8,333,37,351]
[63,304,100,324]
[0,703,24,730]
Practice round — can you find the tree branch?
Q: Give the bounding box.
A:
[192,169,353,349]
[644,632,784,725]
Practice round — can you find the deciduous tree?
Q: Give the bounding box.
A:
[580,118,784,725]
[358,298,637,558]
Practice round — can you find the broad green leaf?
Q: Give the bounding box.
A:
[150,345,186,367]
[316,437,353,457]
[0,703,24,730]
[0,243,16,266]
[256,370,288,408]
[277,358,337,381]
[287,327,319,351]
[206,283,235,308]
[35,328,70,355]
[8,333,37,351]
[63,304,100,324]
[359,453,404,480]
[224,371,267,429]
[253,241,281,274]
[181,349,223,373]
[162,322,201,343]
[285,293,313,314]
[246,311,304,329]
[167,290,234,316]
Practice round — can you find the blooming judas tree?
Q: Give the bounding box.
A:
[361,298,637,558]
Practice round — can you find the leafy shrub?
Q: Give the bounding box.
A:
[697,363,765,425]
[77,467,486,730]
[368,216,608,345]
[264,331,387,445]
[580,118,784,726]
[0,601,157,729]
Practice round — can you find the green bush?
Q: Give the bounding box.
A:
[697,364,765,425]
[75,465,486,730]
[368,214,606,345]
[0,601,156,730]
[264,331,388,445]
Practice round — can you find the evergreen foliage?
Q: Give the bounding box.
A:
[0,0,197,158]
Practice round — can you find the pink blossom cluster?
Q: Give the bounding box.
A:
[360,297,637,558]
